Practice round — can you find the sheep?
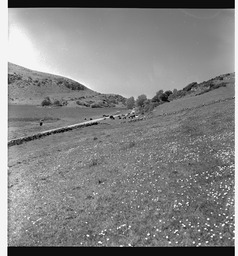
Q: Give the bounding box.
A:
[129,114,135,119]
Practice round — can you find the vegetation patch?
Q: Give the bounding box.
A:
[41,97,68,107]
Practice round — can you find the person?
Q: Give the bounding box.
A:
[40,119,44,126]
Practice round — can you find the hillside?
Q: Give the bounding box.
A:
[8,83,234,246]
[8,62,127,107]
[169,72,235,101]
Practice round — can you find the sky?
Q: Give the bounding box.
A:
[8,8,234,98]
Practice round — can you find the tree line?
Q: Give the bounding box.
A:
[126,82,199,114]
[126,89,175,113]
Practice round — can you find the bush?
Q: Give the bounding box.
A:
[53,99,62,106]
[60,99,68,106]
[76,100,84,106]
[183,82,197,92]
[64,80,85,90]
[76,101,90,107]
[210,82,226,89]
[91,103,103,108]
[41,97,52,106]
[175,90,187,98]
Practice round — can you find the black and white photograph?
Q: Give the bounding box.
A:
[7,4,235,248]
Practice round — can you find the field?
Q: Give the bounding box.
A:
[8,105,127,140]
[8,86,234,246]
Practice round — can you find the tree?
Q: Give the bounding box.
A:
[143,99,156,113]
[152,90,164,103]
[159,90,172,102]
[126,96,135,109]
[136,94,147,107]
[173,88,178,94]
[164,90,173,96]
[156,90,164,96]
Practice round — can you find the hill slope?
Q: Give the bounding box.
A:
[8,62,126,107]
[169,72,235,100]
[8,84,234,246]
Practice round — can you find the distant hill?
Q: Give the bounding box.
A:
[8,62,127,107]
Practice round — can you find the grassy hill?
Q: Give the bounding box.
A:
[8,62,127,107]
[8,75,234,246]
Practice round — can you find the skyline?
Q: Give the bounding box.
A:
[8,8,234,98]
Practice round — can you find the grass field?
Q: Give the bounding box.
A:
[8,105,127,140]
[8,86,234,246]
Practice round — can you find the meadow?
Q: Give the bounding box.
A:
[8,85,234,246]
[8,104,127,140]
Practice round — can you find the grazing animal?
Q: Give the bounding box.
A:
[128,114,135,119]
[90,118,93,120]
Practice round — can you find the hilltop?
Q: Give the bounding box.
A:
[8,62,127,107]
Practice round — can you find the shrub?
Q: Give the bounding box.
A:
[86,100,94,104]
[176,90,187,98]
[210,82,226,89]
[183,82,197,92]
[53,99,62,106]
[102,101,109,107]
[76,100,84,106]
[60,99,68,106]
[143,101,156,113]
[91,103,103,108]
[41,97,52,106]
[76,101,90,107]
[64,80,85,90]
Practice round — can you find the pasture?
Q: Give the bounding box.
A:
[8,104,127,140]
[8,87,234,246]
